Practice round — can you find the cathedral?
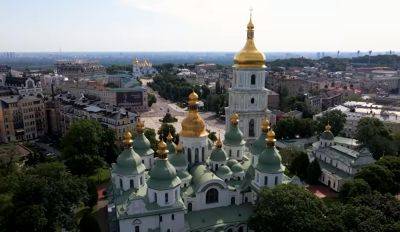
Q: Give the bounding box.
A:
[108,16,295,232]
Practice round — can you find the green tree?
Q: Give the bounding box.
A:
[61,120,106,175]
[316,110,347,136]
[147,93,157,107]
[100,128,119,165]
[79,213,101,232]
[355,164,396,194]
[288,151,310,180]
[248,185,326,232]
[307,159,322,184]
[376,156,400,184]
[160,111,178,123]
[84,179,98,208]
[208,131,217,142]
[144,128,158,151]
[157,123,178,143]
[339,179,371,202]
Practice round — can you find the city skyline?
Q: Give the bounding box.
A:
[1,0,400,52]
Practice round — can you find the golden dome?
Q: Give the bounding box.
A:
[166,132,174,141]
[230,113,239,125]
[180,91,209,137]
[266,129,276,146]
[123,131,133,147]
[233,14,266,69]
[215,134,223,148]
[261,117,270,133]
[157,139,168,159]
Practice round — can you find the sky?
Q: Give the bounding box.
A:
[0,0,399,52]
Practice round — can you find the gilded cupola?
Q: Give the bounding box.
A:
[233,13,266,69]
[180,91,208,137]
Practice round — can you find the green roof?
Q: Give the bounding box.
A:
[251,133,267,155]
[185,204,254,231]
[256,146,285,173]
[231,163,244,173]
[147,159,181,190]
[216,165,232,179]
[210,147,227,162]
[227,159,239,168]
[177,169,192,180]
[169,150,188,167]
[166,141,176,154]
[112,147,146,175]
[224,124,245,146]
[133,134,154,157]
[191,165,222,192]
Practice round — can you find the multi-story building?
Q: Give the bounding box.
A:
[0,96,47,142]
[0,76,43,97]
[314,101,400,137]
[55,60,106,80]
[310,124,375,191]
[57,94,136,143]
[225,17,270,142]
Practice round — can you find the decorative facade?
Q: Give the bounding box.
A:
[225,15,270,142]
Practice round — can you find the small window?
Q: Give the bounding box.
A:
[135,226,140,232]
[171,214,175,220]
[237,150,240,157]
[275,176,278,185]
[188,203,192,211]
[264,176,268,185]
[251,74,256,85]
[140,176,143,185]
[130,179,134,188]
[165,193,169,203]
[238,226,244,232]
[159,215,162,222]
[119,179,123,188]
[251,98,255,104]
[154,193,157,203]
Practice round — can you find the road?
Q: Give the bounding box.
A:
[140,79,226,136]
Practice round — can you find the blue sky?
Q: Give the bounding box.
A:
[1,0,399,52]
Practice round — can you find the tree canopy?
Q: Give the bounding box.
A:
[316,110,347,136]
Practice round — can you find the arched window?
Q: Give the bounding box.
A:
[251,98,255,104]
[188,148,192,163]
[154,192,157,203]
[215,164,219,170]
[264,176,268,185]
[130,179,134,188]
[227,229,233,232]
[231,197,235,205]
[140,176,143,185]
[251,74,256,85]
[119,179,123,188]
[229,150,232,157]
[202,147,205,157]
[249,119,255,137]
[165,193,168,203]
[238,226,244,232]
[206,188,219,204]
[135,226,140,232]
[275,176,278,185]
[188,203,192,211]
[237,150,240,157]
[195,148,199,163]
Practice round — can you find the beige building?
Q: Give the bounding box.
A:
[0,96,47,142]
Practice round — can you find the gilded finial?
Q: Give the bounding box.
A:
[157,139,169,159]
[248,7,254,30]
[261,117,270,133]
[230,113,239,126]
[123,131,133,147]
[188,90,199,106]
[266,129,276,146]
[215,133,223,148]
[325,122,331,132]
[166,132,174,142]
[135,118,145,134]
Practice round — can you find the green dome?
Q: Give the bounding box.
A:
[147,159,181,190]
[210,147,227,162]
[167,141,176,154]
[251,133,267,155]
[231,163,244,173]
[256,146,285,173]
[169,150,188,168]
[224,124,245,146]
[216,165,232,179]
[113,147,146,175]
[133,134,154,157]
[227,159,239,167]
[320,130,334,140]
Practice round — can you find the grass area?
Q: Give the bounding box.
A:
[89,167,111,185]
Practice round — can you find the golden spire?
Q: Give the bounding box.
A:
[135,118,145,134]
[180,90,208,137]
[230,113,239,126]
[325,122,332,132]
[215,134,223,148]
[176,143,183,153]
[166,132,174,142]
[266,129,276,147]
[123,131,133,147]
[261,117,270,133]
[233,10,266,69]
[157,139,169,159]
